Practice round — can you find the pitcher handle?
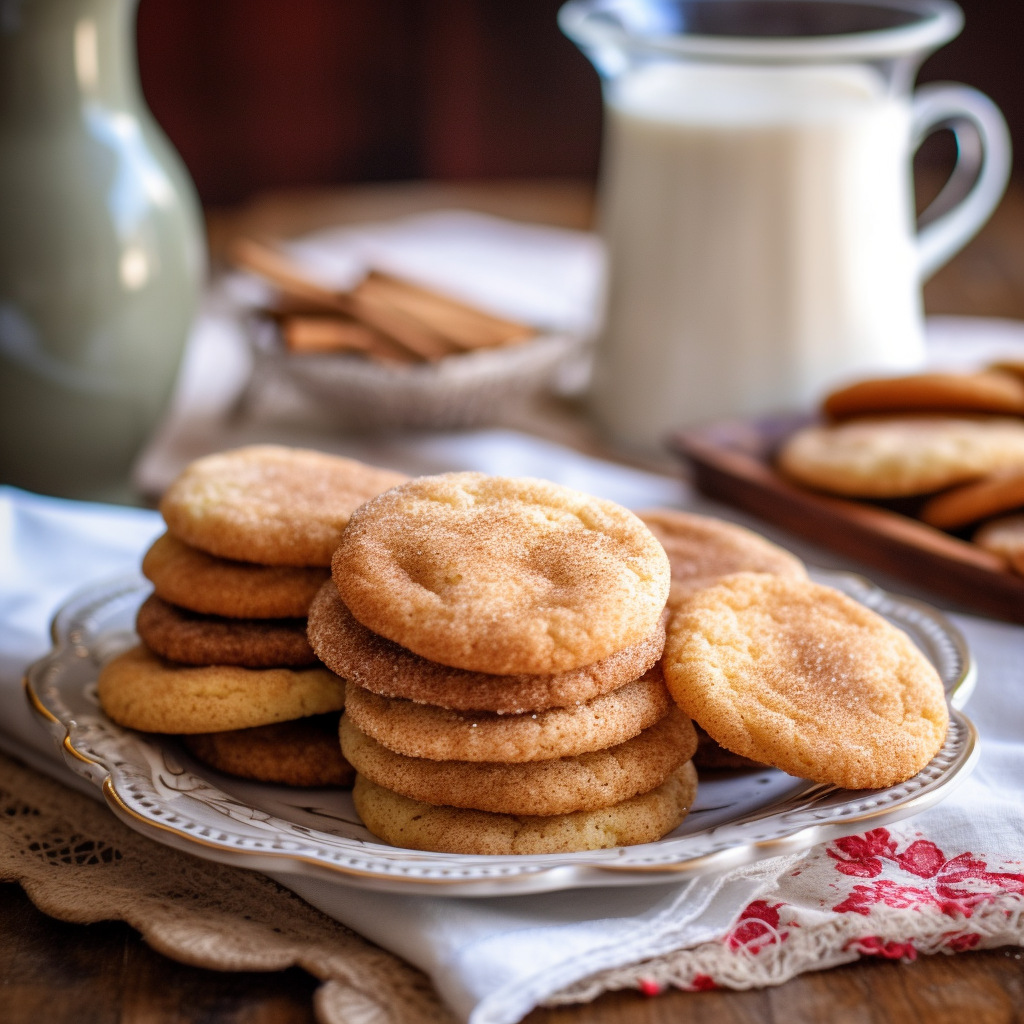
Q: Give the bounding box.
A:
[913,83,1012,281]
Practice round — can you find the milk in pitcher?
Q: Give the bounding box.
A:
[593,61,924,446]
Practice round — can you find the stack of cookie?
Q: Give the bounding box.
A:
[309,472,700,855]
[98,445,407,787]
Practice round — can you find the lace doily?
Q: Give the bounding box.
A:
[0,752,453,1024]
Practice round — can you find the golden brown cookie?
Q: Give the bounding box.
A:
[823,371,1024,420]
[98,645,346,734]
[343,668,671,763]
[974,514,1024,573]
[777,416,1024,498]
[353,761,697,855]
[307,581,665,713]
[662,573,949,789]
[920,470,1024,529]
[160,445,408,566]
[637,508,806,606]
[136,595,315,667]
[332,472,671,675]
[990,359,1024,380]
[692,724,765,771]
[142,533,329,618]
[182,714,355,787]
[340,706,696,816]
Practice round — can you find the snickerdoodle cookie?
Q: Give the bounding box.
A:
[920,470,1024,529]
[98,645,346,734]
[340,706,695,816]
[974,514,1024,572]
[823,371,1024,420]
[637,509,806,605]
[332,472,671,675]
[661,573,949,789]
[353,761,698,855]
[135,595,315,667]
[143,533,329,618]
[777,417,1024,497]
[343,668,671,762]
[182,714,355,787]
[307,581,665,713]
[160,445,407,566]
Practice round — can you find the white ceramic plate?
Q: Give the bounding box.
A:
[26,571,978,897]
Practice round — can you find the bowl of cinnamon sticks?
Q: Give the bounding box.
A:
[233,239,585,430]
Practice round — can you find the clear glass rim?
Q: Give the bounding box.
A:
[558,0,964,63]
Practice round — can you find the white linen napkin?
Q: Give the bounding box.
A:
[2,471,1024,1024]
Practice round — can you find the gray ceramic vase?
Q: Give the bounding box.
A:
[0,0,205,500]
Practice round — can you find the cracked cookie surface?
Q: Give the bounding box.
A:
[661,573,949,789]
[332,472,670,674]
[160,445,407,566]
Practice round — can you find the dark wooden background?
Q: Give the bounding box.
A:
[135,0,1024,209]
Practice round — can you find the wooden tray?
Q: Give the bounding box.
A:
[672,415,1024,625]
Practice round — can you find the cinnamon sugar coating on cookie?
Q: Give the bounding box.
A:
[182,714,354,787]
[662,573,949,789]
[98,645,346,734]
[143,533,329,618]
[307,580,665,712]
[332,472,670,674]
[340,706,696,816]
[637,508,806,606]
[136,595,316,667]
[344,668,671,762]
[352,761,697,854]
[160,445,407,566]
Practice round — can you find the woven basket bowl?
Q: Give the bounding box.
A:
[248,317,586,430]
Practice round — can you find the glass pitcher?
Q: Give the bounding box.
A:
[561,0,1011,449]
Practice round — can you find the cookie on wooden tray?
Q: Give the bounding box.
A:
[143,533,329,619]
[353,761,698,855]
[182,714,355,787]
[823,371,1024,420]
[332,472,671,675]
[920,470,1024,529]
[340,706,696,816]
[661,573,949,789]
[98,645,346,734]
[307,581,665,713]
[777,416,1024,497]
[343,668,671,763]
[974,514,1024,573]
[637,508,806,605]
[160,445,408,566]
[988,359,1024,381]
[136,595,316,667]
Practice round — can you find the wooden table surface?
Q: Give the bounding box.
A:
[6,175,1024,1024]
